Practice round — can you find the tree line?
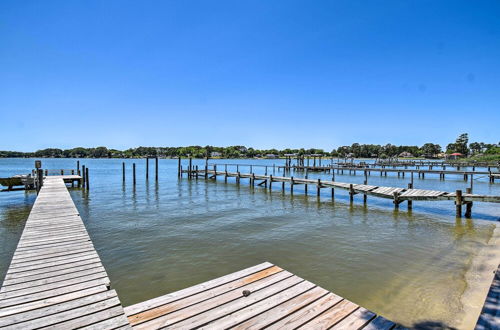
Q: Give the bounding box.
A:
[1,133,498,159]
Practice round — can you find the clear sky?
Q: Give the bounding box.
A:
[1,0,499,152]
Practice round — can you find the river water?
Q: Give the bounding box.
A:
[0,158,499,328]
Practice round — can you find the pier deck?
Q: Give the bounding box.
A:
[476,265,500,329]
[194,170,500,204]
[125,262,398,329]
[0,177,129,329]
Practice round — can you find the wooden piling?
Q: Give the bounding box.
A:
[155,157,159,182]
[290,176,294,195]
[188,158,192,179]
[349,184,354,203]
[393,191,399,209]
[205,157,209,179]
[317,179,321,198]
[85,167,89,190]
[269,175,273,190]
[146,157,149,180]
[82,165,86,189]
[133,163,136,185]
[465,187,473,218]
[407,183,413,210]
[178,157,181,178]
[455,190,463,218]
[122,162,125,183]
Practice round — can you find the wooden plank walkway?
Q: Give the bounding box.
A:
[476,265,500,330]
[0,177,130,329]
[191,170,500,204]
[124,262,399,329]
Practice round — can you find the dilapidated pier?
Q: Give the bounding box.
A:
[280,165,499,183]
[181,165,500,218]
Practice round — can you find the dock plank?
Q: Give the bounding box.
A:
[126,262,401,330]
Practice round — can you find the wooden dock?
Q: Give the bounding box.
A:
[0,177,130,329]
[182,168,500,218]
[475,265,500,329]
[277,165,499,183]
[124,262,399,329]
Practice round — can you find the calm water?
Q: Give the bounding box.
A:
[1,158,499,328]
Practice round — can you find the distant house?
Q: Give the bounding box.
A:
[266,154,277,159]
[437,152,447,159]
[399,151,413,158]
[210,152,222,158]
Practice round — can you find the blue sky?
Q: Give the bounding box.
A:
[1,0,499,151]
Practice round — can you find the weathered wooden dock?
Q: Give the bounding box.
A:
[475,265,500,329]
[0,177,129,329]
[124,262,398,329]
[182,167,500,218]
[278,165,499,183]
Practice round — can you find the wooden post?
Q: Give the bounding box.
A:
[188,158,192,179]
[290,177,294,195]
[133,163,136,185]
[85,167,89,190]
[470,174,473,192]
[77,160,80,174]
[225,170,228,183]
[455,190,462,218]
[407,183,413,210]
[146,157,149,180]
[252,173,255,188]
[349,184,354,203]
[82,165,86,189]
[155,157,159,182]
[178,157,181,178]
[36,169,43,193]
[393,191,399,209]
[122,162,125,183]
[205,157,209,179]
[213,165,217,180]
[317,179,321,198]
[196,165,199,180]
[465,187,473,218]
[304,169,308,194]
[282,181,285,192]
[269,175,273,190]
